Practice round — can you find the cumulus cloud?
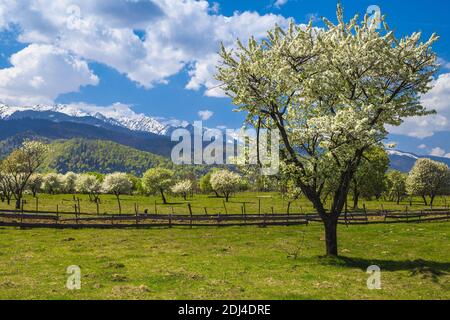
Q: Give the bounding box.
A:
[388,72,450,138]
[198,109,213,120]
[430,147,446,157]
[428,147,450,158]
[0,0,290,102]
[437,57,450,70]
[0,44,98,105]
[274,0,288,9]
[418,144,427,150]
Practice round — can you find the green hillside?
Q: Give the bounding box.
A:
[42,139,173,175]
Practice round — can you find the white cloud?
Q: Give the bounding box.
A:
[437,57,450,70]
[274,0,288,9]
[418,144,427,150]
[430,147,446,157]
[198,109,213,120]
[0,44,98,105]
[186,54,227,97]
[388,72,450,138]
[0,0,290,102]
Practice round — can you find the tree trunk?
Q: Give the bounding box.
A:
[116,194,121,214]
[353,191,360,210]
[430,194,435,207]
[225,193,229,202]
[213,190,220,198]
[160,189,167,204]
[422,195,428,206]
[15,198,21,210]
[323,217,338,257]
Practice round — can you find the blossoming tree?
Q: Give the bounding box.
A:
[1,141,49,209]
[216,5,438,256]
[171,180,193,200]
[142,168,174,204]
[102,172,133,214]
[406,158,450,206]
[210,170,241,202]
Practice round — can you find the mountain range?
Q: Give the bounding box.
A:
[0,103,187,135]
[1,103,449,174]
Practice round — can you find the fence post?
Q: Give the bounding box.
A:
[154,200,157,215]
[204,207,208,215]
[169,214,172,228]
[135,203,139,226]
[77,198,81,215]
[258,198,261,215]
[56,205,59,225]
[35,197,39,212]
[188,203,193,229]
[363,204,368,223]
[74,204,79,226]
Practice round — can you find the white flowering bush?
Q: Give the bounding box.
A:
[210,170,241,202]
[62,172,78,194]
[42,173,63,194]
[406,158,450,206]
[171,180,193,200]
[102,172,133,213]
[142,168,174,204]
[76,174,102,202]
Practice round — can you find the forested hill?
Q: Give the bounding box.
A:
[42,139,173,175]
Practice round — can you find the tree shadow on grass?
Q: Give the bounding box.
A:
[320,256,450,282]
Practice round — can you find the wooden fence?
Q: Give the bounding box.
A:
[0,206,448,229]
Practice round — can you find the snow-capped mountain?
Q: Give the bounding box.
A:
[386,149,419,160]
[387,149,450,172]
[0,103,188,135]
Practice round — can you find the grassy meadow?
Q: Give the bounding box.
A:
[0,222,448,299]
[0,192,449,299]
[1,192,449,215]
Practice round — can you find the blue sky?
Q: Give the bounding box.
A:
[0,0,449,156]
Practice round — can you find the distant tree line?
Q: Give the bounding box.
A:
[1,142,450,212]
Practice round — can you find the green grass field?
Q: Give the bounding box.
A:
[0,193,449,300]
[1,192,449,215]
[0,222,449,299]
